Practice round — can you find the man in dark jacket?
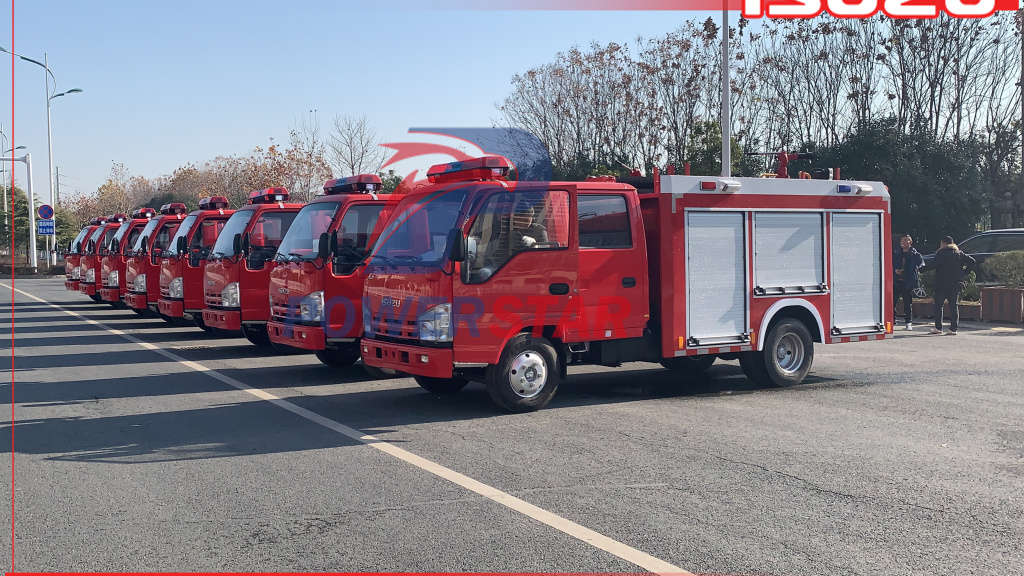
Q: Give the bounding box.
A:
[923,236,977,335]
[893,234,925,330]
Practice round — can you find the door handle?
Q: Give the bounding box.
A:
[622,277,636,288]
[549,283,569,295]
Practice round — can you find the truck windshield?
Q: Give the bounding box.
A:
[164,215,198,257]
[87,226,106,254]
[275,202,342,262]
[100,226,119,254]
[210,210,254,259]
[369,190,467,268]
[70,227,90,254]
[131,219,161,253]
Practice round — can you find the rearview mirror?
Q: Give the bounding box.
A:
[232,233,242,256]
[176,236,187,256]
[447,228,466,262]
[241,232,251,255]
[110,238,120,254]
[140,237,148,255]
[317,232,330,260]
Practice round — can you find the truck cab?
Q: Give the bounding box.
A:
[157,196,234,329]
[124,203,188,313]
[65,222,100,291]
[80,215,124,301]
[266,175,391,366]
[201,188,301,344]
[98,208,156,305]
[361,157,893,413]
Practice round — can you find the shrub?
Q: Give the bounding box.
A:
[917,269,980,302]
[982,250,1024,288]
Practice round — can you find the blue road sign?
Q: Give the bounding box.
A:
[38,219,54,236]
[38,204,54,220]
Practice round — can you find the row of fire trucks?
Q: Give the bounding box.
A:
[64,157,894,412]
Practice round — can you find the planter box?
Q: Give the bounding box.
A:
[912,299,982,321]
[980,287,1024,324]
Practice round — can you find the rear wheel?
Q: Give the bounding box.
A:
[414,375,469,394]
[739,318,814,387]
[485,333,560,413]
[315,346,359,367]
[241,323,272,347]
[660,354,716,374]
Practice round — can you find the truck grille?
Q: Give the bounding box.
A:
[160,286,170,298]
[205,291,223,307]
[271,301,300,323]
[370,310,418,341]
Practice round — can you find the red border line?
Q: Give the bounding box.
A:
[9,0,15,570]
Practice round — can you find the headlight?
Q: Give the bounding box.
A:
[299,291,324,323]
[418,303,452,342]
[71,266,81,280]
[134,273,146,292]
[169,276,184,299]
[85,268,95,283]
[107,271,119,286]
[222,282,240,308]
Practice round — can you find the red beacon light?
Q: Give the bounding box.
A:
[248,187,290,204]
[323,174,382,195]
[110,213,128,223]
[131,207,157,220]
[89,216,108,226]
[198,196,230,210]
[427,156,511,184]
[159,203,189,215]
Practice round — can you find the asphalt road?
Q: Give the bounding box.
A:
[2,278,1022,575]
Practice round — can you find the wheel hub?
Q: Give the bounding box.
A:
[775,333,805,374]
[509,351,547,398]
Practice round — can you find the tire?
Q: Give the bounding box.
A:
[315,346,359,367]
[484,333,560,413]
[193,313,214,333]
[132,307,148,316]
[414,375,469,394]
[740,318,814,387]
[363,364,401,379]
[89,294,103,302]
[160,313,177,324]
[241,324,272,347]
[660,354,716,374]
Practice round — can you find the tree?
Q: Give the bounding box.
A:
[329,114,386,178]
[284,112,333,203]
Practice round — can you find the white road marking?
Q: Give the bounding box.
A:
[4,282,692,575]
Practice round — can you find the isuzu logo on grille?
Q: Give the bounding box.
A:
[278,288,289,294]
[381,297,402,307]
[207,281,215,286]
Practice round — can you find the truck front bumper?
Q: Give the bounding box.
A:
[98,286,120,303]
[65,279,80,291]
[157,298,185,318]
[267,320,326,350]
[79,282,97,296]
[125,292,149,310]
[202,308,241,331]
[362,340,453,378]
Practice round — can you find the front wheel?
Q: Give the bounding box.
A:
[739,318,814,387]
[363,364,401,379]
[414,375,469,394]
[315,346,359,367]
[241,324,272,347]
[484,333,560,413]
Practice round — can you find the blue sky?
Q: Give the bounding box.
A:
[1,1,734,201]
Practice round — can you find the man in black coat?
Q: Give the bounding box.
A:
[893,234,925,330]
[923,236,977,335]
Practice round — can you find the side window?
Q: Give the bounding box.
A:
[578,195,631,249]
[335,205,383,273]
[125,229,142,255]
[466,189,569,283]
[991,234,1024,252]
[190,220,226,257]
[958,235,995,254]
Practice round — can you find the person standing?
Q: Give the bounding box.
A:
[893,234,924,330]
[924,236,977,335]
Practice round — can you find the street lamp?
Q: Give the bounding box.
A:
[1,46,83,265]
[1,123,28,214]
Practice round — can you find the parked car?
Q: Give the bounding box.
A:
[921,228,1024,281]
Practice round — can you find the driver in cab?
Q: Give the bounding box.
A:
[510,204,547,249]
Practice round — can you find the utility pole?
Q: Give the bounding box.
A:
[721,6,731,178]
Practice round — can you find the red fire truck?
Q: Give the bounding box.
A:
[80,215,126,301]
[124,203,189,314]
[65,219,104,291]
[360,156,892,412]
[201,188,301,344]
[97,208,157,305]
[157,196,234,329]
[266,175,391,366]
